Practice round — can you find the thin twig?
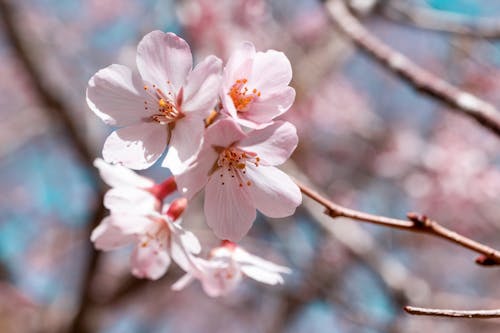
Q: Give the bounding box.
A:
[381,0,500,39]
[0,1,104,332]
[324,0,500,137]
[296,179,500,266]
[404,306,500,318]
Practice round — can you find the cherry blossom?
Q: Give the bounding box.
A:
[92,197,201,280]
[172,241,291,297]
[220,42,295,128]
[87,31,222,171]
[175,118,301,241]
[91,159,200,280]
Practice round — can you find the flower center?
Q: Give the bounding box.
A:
[228,78,261,112]
[216,147,260,187]
[143,83,182,124]
[140,218,170,249]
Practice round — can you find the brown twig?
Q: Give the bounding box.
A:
[0,1,104,332]
[404,306,500,319]
[324,0,500,137]
[381,0,500,39]
[296,179,500,266]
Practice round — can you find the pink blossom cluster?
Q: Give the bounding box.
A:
[86,31,300,295]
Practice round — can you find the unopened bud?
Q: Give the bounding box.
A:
[166,197,188,221]
[149,177,177,200]
[221,239,237,250]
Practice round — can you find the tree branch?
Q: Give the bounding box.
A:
[324,0,500,138]
[380,0,500,39]
[296,179,500,266]
[404,306,500,319]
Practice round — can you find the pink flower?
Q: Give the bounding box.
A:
[175,118,301,241]
[87,31,222,171]
[92,197,201,280]
[91,159,200,280]
[220,42,295,128]
[172,241,291,297]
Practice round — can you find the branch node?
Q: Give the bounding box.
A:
[324,208,342,218]
[475,255,500,266]
[406,212,430,228]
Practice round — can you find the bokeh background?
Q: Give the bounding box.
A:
[1,0,500,332]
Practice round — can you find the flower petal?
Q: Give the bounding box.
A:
[94,158,154,189]
[197,259,242,297]
[162,113,206,175]
[241,87,295,126]
[136,31,192,92]
[240,265,286,285]
[238,121,298,166]
[102,122,167,170]
[182,55,222,115]
[131,242,171,280]
[205,118,246,147]
[168,221,202,272]
[233,247,291,274]
[104,188,160,214]
[107,214,157,236]
[173,143,218,199]
[90,216,135,251]
[248,50,292,93]
[171,274,195,291]
[204,171,256,241]
[224,42,255,82]
[246,165,301,218]
[87,64,151,126]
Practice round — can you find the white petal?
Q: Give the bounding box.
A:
[136,31,192,92]
[233,247,291,274]
[242,87,296,126]
[248,50,292,93]
[87,64,152,126]
[102,122,168,170]
[109,214,157,237]
[204,118,246,147]
[171,274,195,291]
[246,165,301,218]
[238,121,298,166]
[162,113,206,174]
[241,265,286,285]
[93,158,154,189]
[182,55,222,115]
[104,188,159,215]
[204,171,256,241]
[168,222,202,272]
[90,216,135,250]
[131,242,171,280]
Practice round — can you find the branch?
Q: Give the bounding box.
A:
[404,306,500,319]
[296,180,500,266]
[324,0,500,138]
[381,1,500,39]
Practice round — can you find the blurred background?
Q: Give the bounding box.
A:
[1,0,500,332]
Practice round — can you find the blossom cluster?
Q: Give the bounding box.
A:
[86,31,300,296]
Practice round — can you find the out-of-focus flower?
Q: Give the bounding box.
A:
[92,197,201,280]
[177,0,269,58]
[91,159,200,279]
[175,118,301,241]
[172,241,290,297]
[87,31,222,171]
[221,42,295,129]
